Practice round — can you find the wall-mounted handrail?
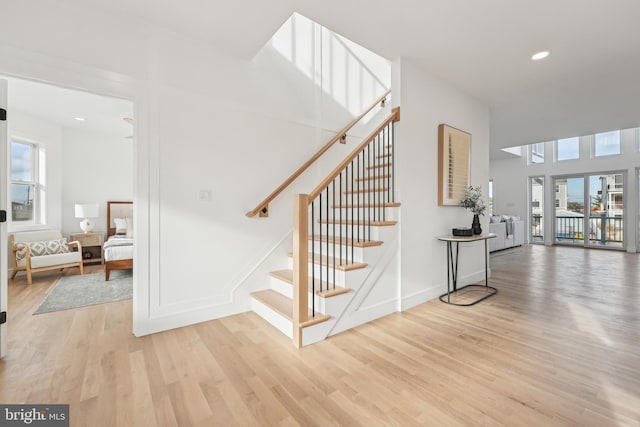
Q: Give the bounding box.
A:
[246,88,392,218]
[308,107,400,202]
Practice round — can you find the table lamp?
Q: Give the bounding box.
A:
[75,203,99,234]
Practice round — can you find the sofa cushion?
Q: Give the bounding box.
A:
[30,252,82,269]
[15,238,70,266]
[12,230,63,243]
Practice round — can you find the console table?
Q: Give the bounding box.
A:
[437,233,497,306]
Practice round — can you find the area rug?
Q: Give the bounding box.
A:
[33,270,132,314]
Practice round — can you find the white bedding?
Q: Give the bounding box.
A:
[104,236,134,262]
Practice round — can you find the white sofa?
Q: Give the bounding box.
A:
[489,216,524,252]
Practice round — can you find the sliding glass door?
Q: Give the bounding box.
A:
[554,176,584,246]
[553,173,624,249]
[529,177,544,243]
[587,173,624,248]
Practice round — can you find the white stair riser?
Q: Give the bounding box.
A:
[269,276,350,316]
[311,223,398,240]
[270,276,342,301]
[284,261,349,287]
[283,259,375,289]
[270,276,294,298]
[311,207,398,222]
[315,291,351,317]
[250,298,292,338]
[309,242,365,262]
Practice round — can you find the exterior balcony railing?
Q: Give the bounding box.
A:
[555,215,623,244]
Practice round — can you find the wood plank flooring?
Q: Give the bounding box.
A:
[1,245,640,426]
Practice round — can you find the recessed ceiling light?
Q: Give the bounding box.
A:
[74,117,86,121]
[531,51,550,61]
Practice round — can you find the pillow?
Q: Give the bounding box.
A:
[125,216,134,238]
[490,215,502,223]
[114,218,127,235]
[15,238,70,263]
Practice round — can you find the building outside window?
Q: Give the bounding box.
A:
[488,179,494,216]
[557,137,580,161]
[594,130,620,157]
[529,142,545,164]
[11,139,46,224]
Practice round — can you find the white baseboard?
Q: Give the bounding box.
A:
[400,270,489,311]
[133,300,250,337]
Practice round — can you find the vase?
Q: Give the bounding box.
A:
[472,214,482,235]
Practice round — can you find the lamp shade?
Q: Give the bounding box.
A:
[75,203,99,218]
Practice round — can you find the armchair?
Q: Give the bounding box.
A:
[10,230,84,285]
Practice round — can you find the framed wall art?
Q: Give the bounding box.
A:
[438,124,471,206]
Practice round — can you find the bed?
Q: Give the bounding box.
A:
[104,200,133,280]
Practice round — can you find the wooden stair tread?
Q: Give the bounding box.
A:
[309,235,383,248]
[344,187,389,194]
[367,162,392,170]
[270,269,351,297]
[251,289,294,320]
[287,252,368,271]
[251,289,331,327]
[332,202,401,208]
[356,174,390,181]
[318,219,398,227]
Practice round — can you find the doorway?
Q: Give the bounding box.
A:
[0,76,135,356]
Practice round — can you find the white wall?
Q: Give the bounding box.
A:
[1,3,491,336]
[61,128,134,235]
[395,59,491,309]
[0,2,396,335]
[490,128,639,252]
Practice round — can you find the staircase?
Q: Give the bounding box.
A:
[250,107,401,347]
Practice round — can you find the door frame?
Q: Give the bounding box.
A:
[1,78,8,357]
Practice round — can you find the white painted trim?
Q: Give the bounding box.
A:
[0,78,8,358]
[230,231,292,295]
[135,300,252,337]
[400,285,442,311]
[401,269,490,311]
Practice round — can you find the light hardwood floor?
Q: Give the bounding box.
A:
[1,245,639,426]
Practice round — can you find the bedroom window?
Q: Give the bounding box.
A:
[11,139,46,224]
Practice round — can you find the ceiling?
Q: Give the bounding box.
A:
[10,0,640,156]
[3,76,133,139]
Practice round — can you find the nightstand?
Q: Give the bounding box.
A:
[69,232,104,265]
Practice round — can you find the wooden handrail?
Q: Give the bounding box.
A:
[246,89,392,218]
[308,107,400,202]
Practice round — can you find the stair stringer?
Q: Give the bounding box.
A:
[299,225,400,345]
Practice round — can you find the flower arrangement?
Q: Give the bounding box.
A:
[460,185,486,216]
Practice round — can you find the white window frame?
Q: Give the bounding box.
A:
[593,130,621,158]
[10,137,46,228]
[555,137,580,162]
[488,179,494,216]
[528,142,545,164]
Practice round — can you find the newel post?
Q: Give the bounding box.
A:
[293,194,309,348]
